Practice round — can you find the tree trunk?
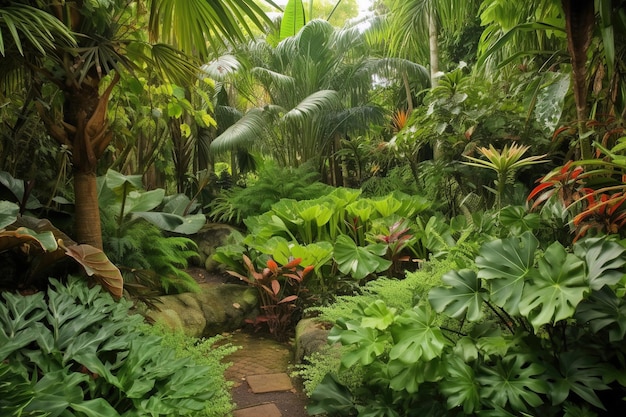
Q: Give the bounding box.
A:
[562,0,595,159]
[428,8,444,161]
[74,171,103,249]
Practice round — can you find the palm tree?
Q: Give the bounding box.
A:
[210,19,428,185]
[0,0,277,249]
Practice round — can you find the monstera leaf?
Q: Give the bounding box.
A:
[328,317,390,367]
[476,232,539,314]
[440,355,481,414]
[574,238,626,291]
[520,242,587,330]
[389,305,446,364]
[429,269,487,321]
[548,351,610,409]
[576,286,626,342]
[477,354,548,411]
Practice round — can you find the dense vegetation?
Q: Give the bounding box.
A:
[2,0,626,416]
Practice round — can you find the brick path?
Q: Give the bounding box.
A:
[224,330,309,417]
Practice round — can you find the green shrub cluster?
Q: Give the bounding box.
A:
[0,277,235,416]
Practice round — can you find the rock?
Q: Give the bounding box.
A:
[294,318,330,363]
[147,283,259,337]
[189,223,237,271]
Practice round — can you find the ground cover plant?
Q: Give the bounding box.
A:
[1,277,235,417]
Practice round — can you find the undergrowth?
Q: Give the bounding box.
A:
[295,259,458,396]
[102,215,200,295]
[143,323,239,417]
[208,163,333,225]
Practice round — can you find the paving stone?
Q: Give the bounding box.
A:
[233,403,282,417]
[246,373,294,393]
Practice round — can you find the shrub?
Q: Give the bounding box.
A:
[306,233,626,416]
[0,277,233,416]
[208,163,333,225]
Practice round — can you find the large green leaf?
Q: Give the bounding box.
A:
[361,300,397,331]
[328,318,389,367]
[387,357,445,394]
[476,232,539,314]
[389,306,446,364]
[123,189,165,214]
[105,169,142,193]
[334,235,392,280]
[307,374,355,416]
[429,269,487,322]
[519,242,587,330]
[279,0,306,41]
[548,351,609,409]
[440,355,481,414]
[0,200,19,229]
[574,238,626,291]
[576,286,626,342]
[477,354,548,411]
[130,212,205,234]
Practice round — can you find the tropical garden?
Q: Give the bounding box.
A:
[1,0,626,415]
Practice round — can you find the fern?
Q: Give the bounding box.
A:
[102,214,200,295]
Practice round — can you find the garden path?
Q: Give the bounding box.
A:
[224,330,310,417]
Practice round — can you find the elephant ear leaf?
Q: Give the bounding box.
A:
[63,244,123,299]
[429,269,487,322]
[476,231,538,315]
[519,241,587,330]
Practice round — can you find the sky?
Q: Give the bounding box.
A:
[272,0,374,19]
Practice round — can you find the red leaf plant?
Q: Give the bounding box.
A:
[227,255,313,340]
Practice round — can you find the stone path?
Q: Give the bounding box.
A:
[224,330,310,417]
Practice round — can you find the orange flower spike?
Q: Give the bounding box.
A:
[267,259,279,273]
[283,257,303,269]
[302,265,314,278]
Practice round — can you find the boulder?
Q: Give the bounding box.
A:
[148,283,258,337]
[189,223,237,272]
[294,318,330,363]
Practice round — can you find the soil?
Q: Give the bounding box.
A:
[187,267,311,417]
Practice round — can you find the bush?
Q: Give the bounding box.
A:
[0,277,234,416]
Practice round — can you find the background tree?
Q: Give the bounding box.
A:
[210,19,428,186]
[0,0,278,249]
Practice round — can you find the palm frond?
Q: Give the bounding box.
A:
[283,89,342,123]
[0,5,75,57]
[211,108,267,153]
[149,0,278,60]
[201,54,241,80]
[149,43,201,86]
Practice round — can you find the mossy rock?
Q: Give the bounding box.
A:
[148,283,258,337]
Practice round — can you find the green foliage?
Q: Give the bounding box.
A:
[141,324,238,417]
[99,169,202,296]
[102,216,199,295]
[306,231,626,416]
[208,163,332,225]
[0,277,231,416]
